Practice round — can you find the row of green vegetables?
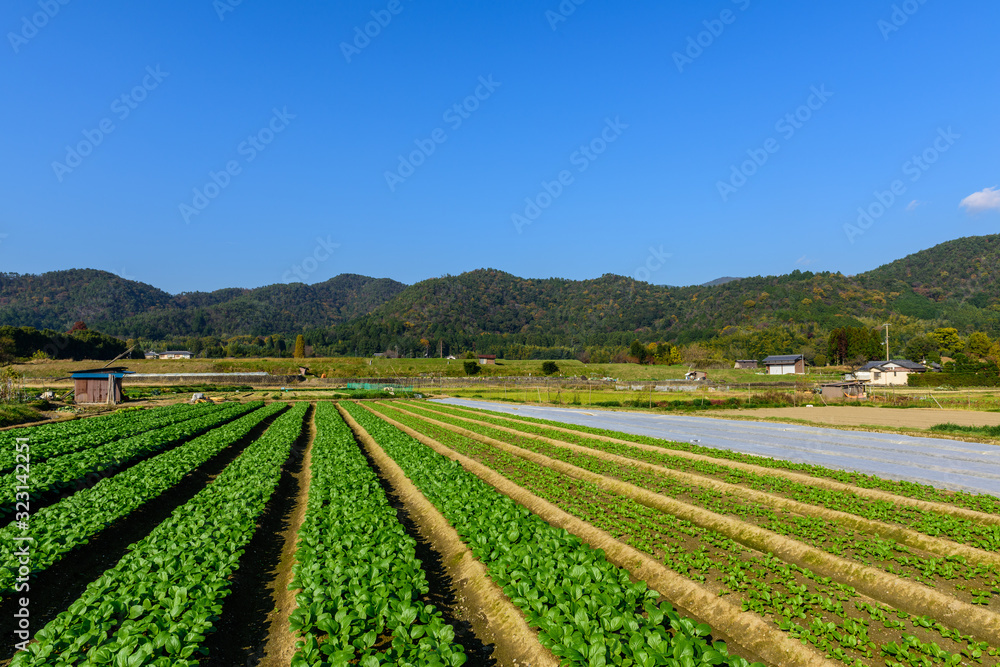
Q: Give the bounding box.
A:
[0,403,191,448]
[417,402,1000,517]
[12,402,308,667]
[288,402,467,667]
[410,403,1000,553]
[370,403,999,667]
[0,402,285,596]
[397,402,1000,608]
[0,403,213,473]
[0,401,255,516]
[343,402,758,667]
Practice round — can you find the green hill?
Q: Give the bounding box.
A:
[3,235,999,359]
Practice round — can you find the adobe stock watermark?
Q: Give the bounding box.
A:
[546,0,586,31]
[51,66,169,183]
[878,0,928,40]
[7,0,71,54]
[384,75,501,192]
[717,84,833,202]
[179,107,295,224]
[13,436,31,652]
[283,236,340,283]
[673,0,752,73]
[843,126,959,244]
[511,116,628,234]
[341,0,409,64]
[634,246,672,283]
[213,0,243,21]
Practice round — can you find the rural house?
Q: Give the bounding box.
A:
[763,354,805,375]
[157,350,195,359]
[855,360,926,386]
[734,360,758,369]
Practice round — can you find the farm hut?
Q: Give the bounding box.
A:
[71,367,134,405]
[144,351,160,359]
[477,354,497,365]
[819,381,867,400]
[763,354,806,375]
[734,360,758,369]
[685,371,708,381]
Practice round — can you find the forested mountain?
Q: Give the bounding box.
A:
[0,271,406,338]
[3,235,1000,360]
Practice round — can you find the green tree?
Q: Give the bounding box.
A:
[541,361,559,375]
[463,360,480,375]
[966,332,992,358]
[629,340,649,364]
[293,334,306,358]
[904,335,940,363]
[930,327,962,357]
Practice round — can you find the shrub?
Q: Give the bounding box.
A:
[463,361,481,376]
[541,361,559,375]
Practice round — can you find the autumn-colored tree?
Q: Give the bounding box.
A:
[68,321,87,333]
[293,334,306,358]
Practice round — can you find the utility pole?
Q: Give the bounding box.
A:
[884,323,890,362]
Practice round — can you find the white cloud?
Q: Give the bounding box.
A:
[906,200,924,212]
[959,186,1000,214]
[795,255,813,266]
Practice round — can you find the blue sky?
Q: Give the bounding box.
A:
[2,0,998,293]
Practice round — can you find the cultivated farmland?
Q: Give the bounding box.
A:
[3,399,999,666]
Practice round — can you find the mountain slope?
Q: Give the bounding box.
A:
[0,270,406,337]
[2,235,999,347]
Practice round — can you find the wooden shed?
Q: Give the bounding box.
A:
[72,367,134,405]
[734,360,758,369]
[819,381,867,400]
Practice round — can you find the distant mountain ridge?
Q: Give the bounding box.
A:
[2,235,1000,348]
[702,276,743,287]
[0,270,406,338]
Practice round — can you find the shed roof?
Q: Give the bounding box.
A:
[71,367,134,379]
[859,359,925,372]
[763,355,804,364]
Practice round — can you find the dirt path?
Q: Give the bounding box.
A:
[715,406,1000,429]
[257,403,316,666]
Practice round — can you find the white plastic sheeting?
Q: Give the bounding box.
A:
[433,398,1000,497]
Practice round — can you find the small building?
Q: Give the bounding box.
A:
[763,354,806,375]
[820,381,867,400]
[477,354,497,365]
[158,350,194,360]
[734,360,758,370]
[71,367,134,405]
[144,351,160,359]
[856,360,925,386]
[685,370,708,381]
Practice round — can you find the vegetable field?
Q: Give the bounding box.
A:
[4,399,999,666]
